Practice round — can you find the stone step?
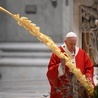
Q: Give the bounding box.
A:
[0,58,49,66]
[0,79,49,92]
[0,43,50,51]
[0,92,50,98]
[0,79,50,98]
[0,43,53,98]
[0,52,51,58]
[0,42,61,52]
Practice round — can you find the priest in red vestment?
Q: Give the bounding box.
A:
[46,32,95,98]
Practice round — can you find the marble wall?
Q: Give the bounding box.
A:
[0,0,62,42]
[0,0,74,43]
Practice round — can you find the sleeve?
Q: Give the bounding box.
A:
[46,53,64,87]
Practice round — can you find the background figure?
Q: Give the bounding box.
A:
[46,32,95,98]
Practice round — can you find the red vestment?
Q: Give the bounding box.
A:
[47,45,94,98]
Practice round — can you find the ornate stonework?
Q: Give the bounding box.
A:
[79,1,98,65]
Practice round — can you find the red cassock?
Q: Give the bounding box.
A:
[46,45,94,98]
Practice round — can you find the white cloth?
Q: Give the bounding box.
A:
[58,64,65,77]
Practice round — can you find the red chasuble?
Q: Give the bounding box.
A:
[47,45,94,98]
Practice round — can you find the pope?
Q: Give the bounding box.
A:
[47,32,95,98]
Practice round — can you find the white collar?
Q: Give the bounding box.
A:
[61,43,79,58]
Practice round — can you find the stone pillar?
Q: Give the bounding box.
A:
[0,0,7,42]
[62,0,73,40]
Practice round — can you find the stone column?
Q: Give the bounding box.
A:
[62,0,73,40]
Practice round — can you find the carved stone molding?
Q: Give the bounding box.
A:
[79,1,98,65]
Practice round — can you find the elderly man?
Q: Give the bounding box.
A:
[47,32,94,98]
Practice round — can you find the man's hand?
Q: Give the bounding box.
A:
[60,58,66,66]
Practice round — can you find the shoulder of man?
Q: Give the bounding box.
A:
[59,45,65,52]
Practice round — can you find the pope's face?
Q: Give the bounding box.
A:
[65,37,77,53]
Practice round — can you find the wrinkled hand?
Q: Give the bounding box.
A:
[60,58,66,66]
